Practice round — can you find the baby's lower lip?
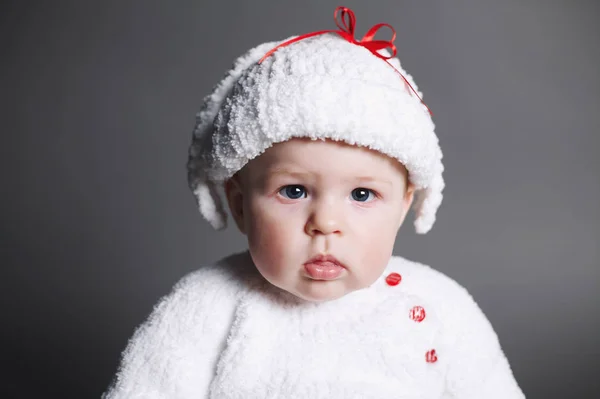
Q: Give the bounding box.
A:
[304,261,344,280]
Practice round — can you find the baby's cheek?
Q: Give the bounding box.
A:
[249,203,287,241]
[355,245,393,289]
[357,219,397,283]
[246,205,297,273]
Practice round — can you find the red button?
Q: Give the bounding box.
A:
[385,272,402,286]
[409,306,426,322]
[425,349,438,363]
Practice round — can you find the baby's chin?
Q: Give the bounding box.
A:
[250,259,364,303]
[294,291,348,303]
[280,279,357,303]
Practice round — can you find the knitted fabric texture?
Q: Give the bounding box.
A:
[187,33,445,233]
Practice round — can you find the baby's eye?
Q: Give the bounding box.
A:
[278,185,307,199]
[351,188,376,202]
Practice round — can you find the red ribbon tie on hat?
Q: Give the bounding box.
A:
[258,6,432,116]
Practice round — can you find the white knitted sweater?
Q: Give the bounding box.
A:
[103,251,525,398]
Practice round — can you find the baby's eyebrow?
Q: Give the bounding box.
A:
[351,176,392,186]
[265,169,313,180]
[255,169,317,187]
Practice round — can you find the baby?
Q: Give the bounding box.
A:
[102,7,525,399]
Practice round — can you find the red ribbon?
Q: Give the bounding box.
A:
[258,6,432,116]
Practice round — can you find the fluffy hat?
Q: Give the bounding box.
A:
[187,7,444,234]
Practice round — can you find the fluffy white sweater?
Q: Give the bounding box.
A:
[102,251,525,398]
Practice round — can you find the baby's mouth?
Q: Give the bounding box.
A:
[303,254,345,280]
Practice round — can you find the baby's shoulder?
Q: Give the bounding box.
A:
[384,256,484,325]
[151,251,256,321]
[386,256,468,295]
[175,250,256,293]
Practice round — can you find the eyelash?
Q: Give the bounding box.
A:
[277,185,378,203]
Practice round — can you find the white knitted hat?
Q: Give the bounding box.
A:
[187,12,444,234]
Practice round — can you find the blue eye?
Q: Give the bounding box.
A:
[279,185,307,199]
[351,188,375,202]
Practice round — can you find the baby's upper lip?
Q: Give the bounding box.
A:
[305,254,346,268]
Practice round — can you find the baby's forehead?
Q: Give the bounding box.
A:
[240,138,409,182]
[258,137,402,164]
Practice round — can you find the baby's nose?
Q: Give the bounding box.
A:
[304,200,343,236]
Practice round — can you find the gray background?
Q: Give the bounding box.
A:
[2,0,598,397]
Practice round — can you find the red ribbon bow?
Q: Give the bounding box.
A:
[258,6,432,116]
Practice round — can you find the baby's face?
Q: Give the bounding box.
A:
[225,138,414,302]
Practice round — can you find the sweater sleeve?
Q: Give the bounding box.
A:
[101,262,242,399]
[442,286,526,399]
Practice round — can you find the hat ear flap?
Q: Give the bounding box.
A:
[412,172,445,234]
[191,169,227,230]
